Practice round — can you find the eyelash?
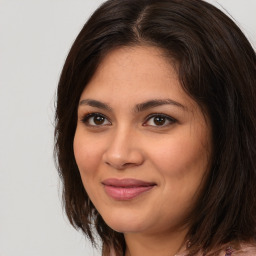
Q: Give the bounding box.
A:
[143,113,177,127]
[80,112,177,127]
[81,112,111,127]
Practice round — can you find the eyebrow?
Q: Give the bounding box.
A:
[79,98,186,112]
[79,99,112,111]
[134,99,186,112]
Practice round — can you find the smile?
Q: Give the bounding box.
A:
[102,178,156,201]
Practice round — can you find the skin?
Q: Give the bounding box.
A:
[73,46,212,256]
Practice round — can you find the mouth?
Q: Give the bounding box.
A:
[101,178,156,201]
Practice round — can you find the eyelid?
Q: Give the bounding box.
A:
[80,112,112,126]
[142,113,177,127]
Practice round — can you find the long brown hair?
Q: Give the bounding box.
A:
[54,0,256,255]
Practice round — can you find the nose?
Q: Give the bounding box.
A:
[102,128,144,170]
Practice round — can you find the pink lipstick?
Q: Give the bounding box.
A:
[102,178,156,200]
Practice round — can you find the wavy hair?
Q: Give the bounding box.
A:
[54,0,256,255]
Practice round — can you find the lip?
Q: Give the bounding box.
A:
[102,178,156,201]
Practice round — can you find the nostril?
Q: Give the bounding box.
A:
[104,160,138,170]
[104,156,144,170]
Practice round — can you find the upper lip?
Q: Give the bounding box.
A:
[102,178,156,188]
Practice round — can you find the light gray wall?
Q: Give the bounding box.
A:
[0,1,255,256]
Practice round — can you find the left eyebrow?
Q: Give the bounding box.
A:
[134,99,186,112]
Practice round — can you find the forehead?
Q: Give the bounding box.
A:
[96,45,175,74]
[80,46,190,104]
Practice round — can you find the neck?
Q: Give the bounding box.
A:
[124,228,188,256]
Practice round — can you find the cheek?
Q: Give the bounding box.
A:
[73,131,102,178]
[152,137,208,175]
[148,129,210,202]
[73,131,105,202]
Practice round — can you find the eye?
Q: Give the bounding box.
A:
[81,113,111,126]
[143,114,176,127]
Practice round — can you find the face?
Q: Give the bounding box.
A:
[74,46,211,237]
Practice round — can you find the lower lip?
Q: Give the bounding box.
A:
[103,185,155,200]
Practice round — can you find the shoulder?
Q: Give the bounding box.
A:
[218,242,256,256]
[231,242,256,256]
[186,242,256,256]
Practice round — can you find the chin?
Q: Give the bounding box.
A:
[106,221,144,234]
[100,210,148,233]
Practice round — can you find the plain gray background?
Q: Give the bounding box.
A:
[0,1,255,255]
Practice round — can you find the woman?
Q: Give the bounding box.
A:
[54,0,256,255]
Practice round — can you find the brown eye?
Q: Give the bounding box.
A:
[143,114,176,127]
[82,113,111,126]
[94,115,105,125]
[153,116,166,126]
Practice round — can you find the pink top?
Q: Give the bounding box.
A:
[110,242,256,256]
[175,242,256,256]
[219,243,256,256]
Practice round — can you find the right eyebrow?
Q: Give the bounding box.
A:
[79,99,112,111]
